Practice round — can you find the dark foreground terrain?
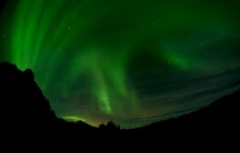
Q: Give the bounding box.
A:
[0,61,239,148]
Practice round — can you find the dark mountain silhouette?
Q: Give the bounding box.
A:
[0,61,56,127]
[144,88,239,129]
[122,88,240,144]
[0,61,239,147]
[0,61,96,132]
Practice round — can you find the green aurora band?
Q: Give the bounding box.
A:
[1,0,240,128]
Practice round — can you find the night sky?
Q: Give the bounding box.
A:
[0,0,240,128]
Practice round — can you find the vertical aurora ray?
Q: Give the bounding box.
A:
[31,0,65,70]
[2,0,240,128]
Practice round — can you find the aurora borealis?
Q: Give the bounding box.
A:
[0,0,240,128]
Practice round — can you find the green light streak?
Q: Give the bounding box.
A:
[62,116,86,122]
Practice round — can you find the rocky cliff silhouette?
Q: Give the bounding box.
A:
[0,61,98,135]
[0,61,59,128]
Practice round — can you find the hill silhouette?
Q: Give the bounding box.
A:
[0,61,57,127]
[0,61,96,132]
[122,88,240,144]
[0,61,239,147]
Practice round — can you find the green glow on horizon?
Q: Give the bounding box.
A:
[62,116,86,122]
